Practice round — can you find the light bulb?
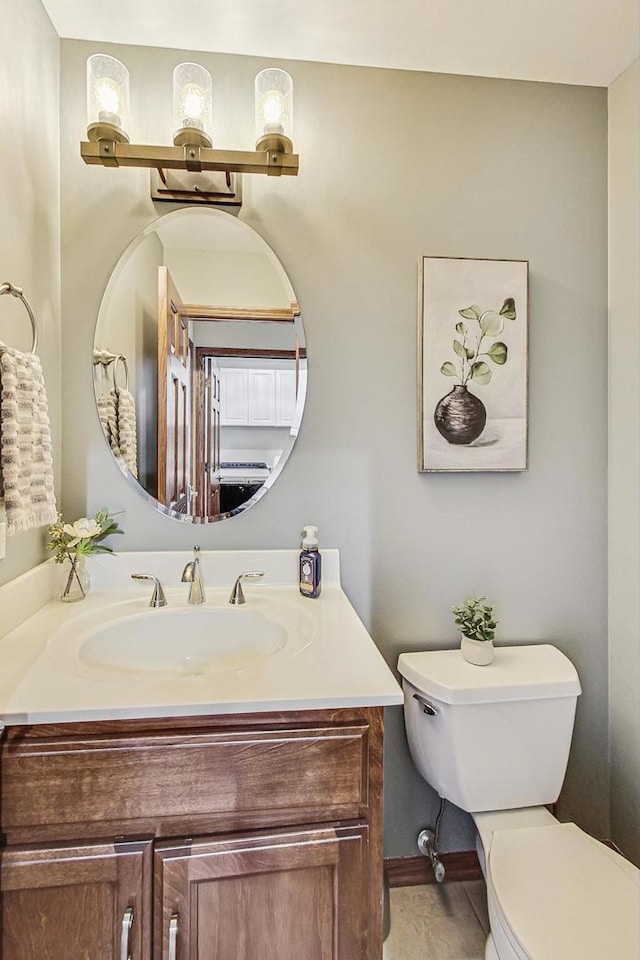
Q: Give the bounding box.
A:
[262,91,285,134]
[180,84,206,129]
[96,78,121,124]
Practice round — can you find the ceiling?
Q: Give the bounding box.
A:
[42,0,638,88]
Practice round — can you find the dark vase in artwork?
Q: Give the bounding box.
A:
[434,384,487,445]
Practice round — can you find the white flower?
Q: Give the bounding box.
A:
[63,517,102,546]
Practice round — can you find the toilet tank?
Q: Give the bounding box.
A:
[397,644,581,813]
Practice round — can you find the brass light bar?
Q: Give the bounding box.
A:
[80,140,299,177]
[83,59,299,185]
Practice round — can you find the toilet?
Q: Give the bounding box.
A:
[397,644,640,960]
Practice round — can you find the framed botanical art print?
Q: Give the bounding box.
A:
[418,256,528,472]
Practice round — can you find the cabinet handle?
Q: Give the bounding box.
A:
[168,914,179,960]
[120,906,134,960]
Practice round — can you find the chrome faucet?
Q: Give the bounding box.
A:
[182,546,205,604]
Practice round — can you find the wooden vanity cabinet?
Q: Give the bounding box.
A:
[0,707,384,960]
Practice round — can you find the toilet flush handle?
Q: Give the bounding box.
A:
[413,693,439,717]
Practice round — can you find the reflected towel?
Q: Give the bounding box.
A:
[115,387,138,478]
[97,391,126,472]
[0,342,57,535]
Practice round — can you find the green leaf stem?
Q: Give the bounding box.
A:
[441,296,517,385]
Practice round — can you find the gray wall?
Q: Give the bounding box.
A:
[0,0,60,586]
[60,40,609,854]
[608,59,640,866]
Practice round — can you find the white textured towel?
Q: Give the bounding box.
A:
[115,387,138,478]
[97,390,126,473]
[97,391,119,451]
[0,342,57,535]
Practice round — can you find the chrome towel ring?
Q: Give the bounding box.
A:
[92,349,129,391]
[113,353,129,392]
[0,281,38,354]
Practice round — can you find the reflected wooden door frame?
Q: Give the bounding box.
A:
[157,267,192,513]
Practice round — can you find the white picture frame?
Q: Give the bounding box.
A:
[418,256,529,472]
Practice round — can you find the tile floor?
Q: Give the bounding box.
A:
[383,881,490,960]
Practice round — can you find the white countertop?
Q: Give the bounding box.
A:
[0,550,402,725]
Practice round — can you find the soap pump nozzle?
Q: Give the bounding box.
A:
[302,525,319,550]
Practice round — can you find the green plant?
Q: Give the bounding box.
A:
[47,508,124,563]
[452,597,497,642]
[441,298,517,387]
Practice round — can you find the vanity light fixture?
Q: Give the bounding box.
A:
[80,56,299,194]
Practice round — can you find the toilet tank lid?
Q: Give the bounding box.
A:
[397,644,581,704]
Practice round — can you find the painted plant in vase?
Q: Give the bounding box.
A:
[418,257,528,472]
[435,297,516,445]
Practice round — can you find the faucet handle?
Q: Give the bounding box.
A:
[131,574,167,608]
[229,571,265,606]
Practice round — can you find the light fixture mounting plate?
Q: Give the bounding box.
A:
[150,168,242,206]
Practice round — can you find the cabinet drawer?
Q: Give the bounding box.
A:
[1,724,369,839]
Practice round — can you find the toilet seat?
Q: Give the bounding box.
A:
[487,822,640,960]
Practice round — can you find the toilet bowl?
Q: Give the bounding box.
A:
[476,809,640,959]
[397,645,640,960]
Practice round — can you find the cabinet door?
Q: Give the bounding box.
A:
[154,824,368,960]
[1,839,151,960]
[247,369,276,425]
[275,369,297,426]
[220,368,248,425]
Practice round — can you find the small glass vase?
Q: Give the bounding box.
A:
[59,554,90,602]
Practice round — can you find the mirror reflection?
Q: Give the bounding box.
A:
[93,208,306,522]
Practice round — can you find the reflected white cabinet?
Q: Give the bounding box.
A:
[220,368,249,426]
[221,368,296,427]
[275,370,296,427]
[248,370,276,425]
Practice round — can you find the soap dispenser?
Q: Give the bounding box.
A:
[299,525,322,598]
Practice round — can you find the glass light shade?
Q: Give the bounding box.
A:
[173,62,213,146]
[86,54,130,142]
[255,69,293,149]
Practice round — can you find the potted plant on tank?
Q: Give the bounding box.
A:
[453,596,497,665]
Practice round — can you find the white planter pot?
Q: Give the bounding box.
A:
[461,635,495,666]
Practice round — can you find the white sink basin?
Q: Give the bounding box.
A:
[45,591,317,684]
[79,607,288,679]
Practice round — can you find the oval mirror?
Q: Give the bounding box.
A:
[93,207,306,522]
